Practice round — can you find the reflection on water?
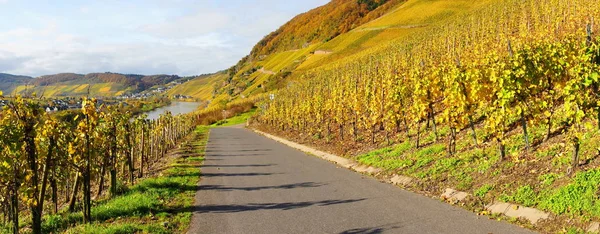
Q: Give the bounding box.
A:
[146,102,200,120]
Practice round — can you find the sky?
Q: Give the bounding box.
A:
[0,0,329,77]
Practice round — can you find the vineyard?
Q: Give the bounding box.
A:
[253,0,600,229]
[0,93,207,233]
[4,0,600,232]
[259,0,600,166]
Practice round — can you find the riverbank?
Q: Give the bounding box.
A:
[145,102,201,120]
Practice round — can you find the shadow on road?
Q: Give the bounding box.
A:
[192,198,367,214]
[206,144,259,147]
[208,153,267,157]
[205,149,273,153]
[131,180,198,193]
[208,137,245,140]
[200,172,281,177]
[338,223,402,234]
[201,163,276,168]
[202,158,224,161]
[198,182,326,191]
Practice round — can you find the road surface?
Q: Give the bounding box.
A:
[188,126,533,234]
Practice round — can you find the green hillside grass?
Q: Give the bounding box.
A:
[210,108,256,127]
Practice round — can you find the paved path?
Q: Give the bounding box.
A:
[188,127,534,234]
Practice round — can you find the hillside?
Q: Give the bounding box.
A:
[297,0,493,70]
[0,73,32,94]
[249,0,404,57]
[249,0,600,232]
[173,0,496,106]
[11,72,180,97]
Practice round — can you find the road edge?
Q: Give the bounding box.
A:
[249,127,548,231]
[250,128,387,176]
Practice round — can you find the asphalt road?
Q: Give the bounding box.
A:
[188,126,534,234]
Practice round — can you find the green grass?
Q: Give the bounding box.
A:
[539,169,600,217]
[64,223,169,234]
[409,144,446,174]
[414,144,446,159]
[500,185,538,207]
[37,126,208,234]
[538,173,560,186]
[473,149,498,173]
[456,174,474,190]
[210,109,256,127]
[474,184,494,198]
[536,144,562,159]
[428,157,461,175]
[355,141,413,170]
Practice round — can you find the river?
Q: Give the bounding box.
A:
[145,102,200,120]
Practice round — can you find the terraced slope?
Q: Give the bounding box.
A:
[172,0,496,107]
[298,0,493,70]
[250,0,405,56]
[166,73,226,101]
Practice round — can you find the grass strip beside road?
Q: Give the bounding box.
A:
[210,109,256,127]
[39,126,208,234]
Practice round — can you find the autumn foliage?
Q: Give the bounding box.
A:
[249,0,403,57]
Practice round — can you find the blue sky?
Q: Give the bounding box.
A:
[0,0,328,77]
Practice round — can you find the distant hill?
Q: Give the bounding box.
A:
[0,73,33,94]
[4,72,181,97]
[34,73,84,86]
[34,72,179,89]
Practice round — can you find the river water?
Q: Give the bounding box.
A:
[145,102,200,120]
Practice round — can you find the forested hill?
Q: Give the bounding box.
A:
[0,73,32,94]
[249,0,404,57]
[34,72,180,90]
[5,72,181,97]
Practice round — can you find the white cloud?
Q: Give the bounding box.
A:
[1,41,239,77]
[79,6,90,14]
[0,24,239,77]
[0,51,31,71]
[140,10,230,38]
[0,0,330,77]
